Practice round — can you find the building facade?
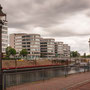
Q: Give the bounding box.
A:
[55,42,70,58]
[10,33,26,52]
[22,34,40,59]
[2,21,8,53]
[63,44,70,58]
[55,42,64,58]
[40,38,55,58]
[10,33,70,59]
[10,33,41,59]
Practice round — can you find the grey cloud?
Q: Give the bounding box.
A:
[1,0,90,29]
[51,32,90,37]
[45,28,90,37]
[1,0,90,54]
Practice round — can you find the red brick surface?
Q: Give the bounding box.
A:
[7,72,90,90]
[69,82,90,90]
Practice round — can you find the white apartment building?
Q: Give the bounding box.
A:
[55,42,70,58]
[63,44,70,58]
[40,38,55,58]
[10,33,70,59]
[10,33,41,59]
[55,42,64,58]
[2,21,8,53]
[10,33,26,52]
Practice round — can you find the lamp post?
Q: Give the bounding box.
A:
[0,5,6,90]
[88,38,90,54]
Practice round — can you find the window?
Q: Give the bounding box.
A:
[27,42,30,44]
[15,39,22,42]
[15,36,22,39]
[35,35,40,38]
[22,46,26,47]
[2,31,7,34]
[35,39,40,41]
[35,42,40,44]
[22,42,26,44]
[2,27,7,30]
[27,45,30,47]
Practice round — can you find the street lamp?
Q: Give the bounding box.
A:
[0,4,6,90]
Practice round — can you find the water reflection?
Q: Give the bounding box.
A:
[5,65,90,88]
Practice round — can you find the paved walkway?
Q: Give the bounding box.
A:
[70,82,90,90]
[7,72,90,90]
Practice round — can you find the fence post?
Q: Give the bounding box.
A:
[3,74,6,90]
[43,69,45,81]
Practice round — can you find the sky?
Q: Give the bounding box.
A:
[1,0,90,55]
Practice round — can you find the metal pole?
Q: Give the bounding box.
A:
[65,65,67,77]
[84,64,85,73]
[88,39,90,54]
[88,60,89,71]
[0,24,3,90]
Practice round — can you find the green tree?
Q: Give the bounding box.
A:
[70,51,80,57]
[20,49,28,57]
[10,48,16,57]
[86,55,90,58]
[6,46,16,58]
[6,46,12,57]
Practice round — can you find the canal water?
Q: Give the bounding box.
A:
[4,65,90,88]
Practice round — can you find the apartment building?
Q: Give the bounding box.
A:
[2,21,8,53]
[10,33,41,59]
[55,42,64,58]
[63,44,70,58]
[40,38,55,58]
[10,33,70,59]
[22,34,40,59]
[10,33,26,52]
[55,42,70,58]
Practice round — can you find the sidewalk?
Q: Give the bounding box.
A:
[68,81,90,90]
[7,72,90,90]
[70,82,90,90]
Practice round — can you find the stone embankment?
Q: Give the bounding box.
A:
[2,59,64,68]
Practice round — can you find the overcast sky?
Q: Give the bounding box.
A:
[1,0,90,55]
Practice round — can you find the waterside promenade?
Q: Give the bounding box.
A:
[70,82,90,90]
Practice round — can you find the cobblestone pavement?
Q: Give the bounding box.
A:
[7,72,90,90]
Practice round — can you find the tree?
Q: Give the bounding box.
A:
[86,55,90,58]
[6,46,12,57]
[82,53,86,58]
[70,51,80,57]
[6,46,16,58]
[10,48,16,57]
[20,49,28,57]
